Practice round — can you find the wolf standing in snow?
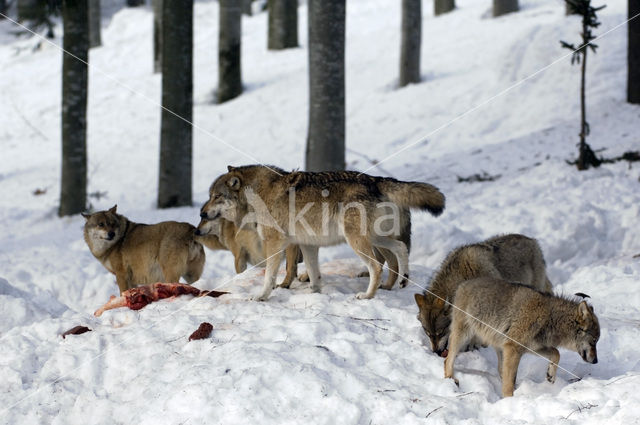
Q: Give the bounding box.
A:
[195,215,303,288]
[444,277,599,397]
[83,205,205,294]
[200,165,444,301]
[414,234,553,357]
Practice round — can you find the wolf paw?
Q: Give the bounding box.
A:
[546,372,556,383]
[252,293,269,302]
[399,274,409,288]
[355,292,373,300]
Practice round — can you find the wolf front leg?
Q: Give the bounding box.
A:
[115,272,129,295]
[299,245,321,292]
[537,347,560,383]
[500,343,524,397]
[253,240,284,301]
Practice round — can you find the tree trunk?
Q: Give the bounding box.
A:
[18,0,46,22]
[59,0,88,217]
[88,0,101,48]
[493,0,518,17]
[0,0,7,19]
[268,0,298,50]
[629,0,640,104]
[126,0,144,6]
[218,0,242,103]
[243,0,252,16]
[305,0,345,172]
[566,1,578,14]
[576,37,600,169]
[158,0,193,208]
[434,0,454,16]
[399,0,421,87]
[152,0,162,73]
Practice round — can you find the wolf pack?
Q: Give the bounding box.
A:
[82,164,600,399]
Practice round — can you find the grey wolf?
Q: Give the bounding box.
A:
[200,165,444,300]
[194,216,302,287]
[82,205,205,294]
[444,277,599,397]
[414,234,552,356]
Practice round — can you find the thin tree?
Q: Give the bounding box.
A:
[218,0,242,103]
[126,0,144,6]
[152,0,162,73]
[305,0,345,172]
[399,0,421,87]
[89,0,101,48]
[561,0,604,170]
[0,0,7,19]
[493,0,518,17]
[268,0,298,50]
[629,0,640,103]
[243,0,252,16]
[434,0,455,16]
[59,0,88,217]
[158,0,193,208]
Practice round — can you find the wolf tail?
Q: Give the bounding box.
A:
[378,180,445,216]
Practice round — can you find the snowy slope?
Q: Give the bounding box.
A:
[1,0,640,424]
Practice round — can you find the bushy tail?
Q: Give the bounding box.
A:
[378,180,445,216]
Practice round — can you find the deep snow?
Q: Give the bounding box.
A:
[1,0,639,424]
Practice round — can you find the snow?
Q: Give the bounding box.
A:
[1,0,639,423]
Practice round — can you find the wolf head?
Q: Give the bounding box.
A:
[415,293,452,357]
[82,205,126,255]
[200,166,245,224]
[573,300,600,364]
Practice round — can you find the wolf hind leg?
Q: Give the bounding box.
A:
[372,236,408,289]
[299,245,321,292]
[500,343,524,397]
[344,234,383,299]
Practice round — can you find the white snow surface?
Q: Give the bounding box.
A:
[1,0,640,423]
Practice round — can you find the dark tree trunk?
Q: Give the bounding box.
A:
[493,0,519,17]
[243,0,252,16]
[18,0,46,22]
[89,0,101,48]
[566,1,578,14]
[629,0,640,104]
[0,0,7,18]
[59,0,88,217]
[158,0,193,208]
[218,0,242,103]
[305,0,345,172]
[399,0,421,87]
[153,0,162,73]
[434,0,454,16]
[126,0,144,6]
[268,0,298,50]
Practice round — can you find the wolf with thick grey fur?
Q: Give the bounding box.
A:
[83,205,205,294]
[444,277,599,397]
[200,165,444,300]
[415,234,553,356]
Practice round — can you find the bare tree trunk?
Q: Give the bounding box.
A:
[242,0,252,16]
[434,0,454,16]
[88,0,101,48]
[493,0,518,17]
[399,0,421,87]
[126,0,144,6]
[305,0,345,172]
[218,0,242,103]
[60,0,88,217]
[576,37,600,169]
[0,0,7,18]
[18,0,45,21]
[158,0,193,208]
[268,0,298,50]
[153,0,162,73]
[629,0,640,103]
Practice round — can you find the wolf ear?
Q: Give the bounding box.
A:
[578,301,592,320]
[108,205,117,214]
[434,297,445,309]
[227,176,241,190]
[414,293,426,309]
[81,212,90,220]
[227,165,235,172]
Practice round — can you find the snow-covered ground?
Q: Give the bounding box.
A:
[1,0,639,423]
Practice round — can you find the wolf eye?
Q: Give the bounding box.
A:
[98,222,104,227]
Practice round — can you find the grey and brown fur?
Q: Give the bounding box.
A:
[82,205,205,294]
[201,165,443,301]
[444,277,599,397]
[415,234,553,356]
[195,216,302,287]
